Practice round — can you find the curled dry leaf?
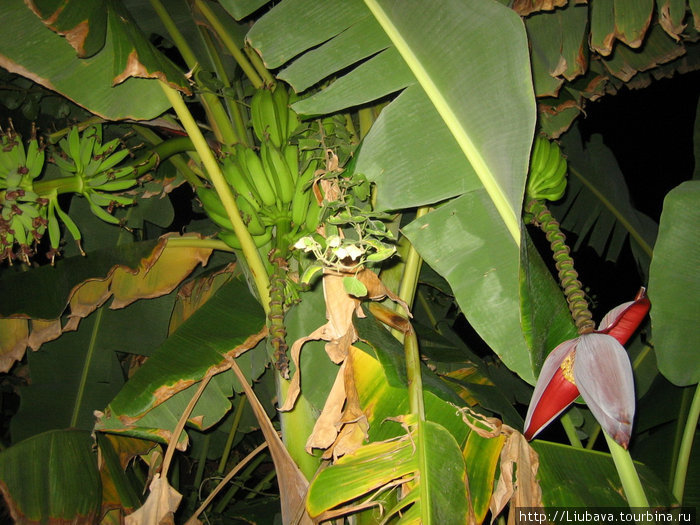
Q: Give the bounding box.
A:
[456,407,543,524]
[125,473,182,525]
[0,233,212,372]
[281,268,408,460]
[512,0,567,17]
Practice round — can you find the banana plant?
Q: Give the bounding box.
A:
[0,0,697,523]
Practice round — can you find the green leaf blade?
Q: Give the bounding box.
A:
[648,180,700,386]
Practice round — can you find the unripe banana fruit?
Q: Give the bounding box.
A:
[526,136,568,202]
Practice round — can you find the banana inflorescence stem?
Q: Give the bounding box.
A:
[525,199,595,334]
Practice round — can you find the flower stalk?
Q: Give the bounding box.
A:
[525,198,594,334]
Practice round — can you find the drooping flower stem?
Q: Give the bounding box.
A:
[672,384,700,503]
[603,432,649,507]
[268,254,290,377]
[525,199,595,334]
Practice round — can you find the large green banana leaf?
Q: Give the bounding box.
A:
[248,0,538,383]
[96,273,268,447]
[0,0,174,120]
[10,295,176,443]
[0,429,101,524]
[533,440,674,508]
[648,180,700,386]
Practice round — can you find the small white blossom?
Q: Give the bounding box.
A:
[327,235,342,248]
[294,236,316,252]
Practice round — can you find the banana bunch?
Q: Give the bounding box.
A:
[52,125,137,225]
[250,85,299,149]
[526,136,568,202]
[199,85,322,252]
[0,126,48,262]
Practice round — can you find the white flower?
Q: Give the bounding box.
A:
[294,236,316,252]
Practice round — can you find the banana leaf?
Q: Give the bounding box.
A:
[96,274,268,447]
[551,125,658,277]
[10,295,176,443]
[648,180,700,386]
[249,0,538,383]
[0,429,101,524]
[0,0,173,120]
[533,440,675,507]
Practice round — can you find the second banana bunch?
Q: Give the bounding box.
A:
[197,85,322,251]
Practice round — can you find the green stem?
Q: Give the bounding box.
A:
[193,432,211,494]
[132,126,201,188]
[160,82,271,312]
[397,207,428,309]
[603,432,649,507]
[404,324,425,420]
[244,44,277,87]
[149,0,238,146]
[217,394,248,475]
[213,453,267,513]
[672,384,700,504]
[560,412,583,448]
[586,424,601,450]
[194,0,265,89]
[526,199,595,334]
[199,28,250,147]
[245,468,277,499]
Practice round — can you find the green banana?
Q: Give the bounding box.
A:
[271,85,289,147]
[526,137,568,202]
[86,195,121,225]
[218,227,272,250]
[243,146,278,207]
[222,156,262,210]
[304,196,322,233]
[197,186,228,218]
[53,197,83,243]
[47,197,61,250]
[284,144,299,184]
[66,126,82,172]
[93,179,138,192]
[236,194,266,235]
[290,159,317,227]
[262,142,294,205]
[25,134,45,180]
[260,88,282,148]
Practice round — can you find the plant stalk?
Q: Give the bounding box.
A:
[672,383,700,504]
[526,199,595,334]
[560,412,583,448]
[160,82,271,312]
[603,431,649,507]
[149,0,238,146]
[217,394,248,474]
[193,0,265,89]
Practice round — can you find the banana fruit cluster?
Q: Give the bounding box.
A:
[1,123,140,262]
[526,136,568,202]
[0,125,47,262]
[199,85,322,251]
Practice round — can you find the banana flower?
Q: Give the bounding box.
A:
[523,289,650,448]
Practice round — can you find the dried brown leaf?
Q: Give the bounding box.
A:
[110,234,212,309]
[227,357,312,525]
[0,234,212,371]
[0,319,28,373]
[125,474,182,525]
[489,426,543,524]
[512,0,567,17]
[306,362,347,453]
